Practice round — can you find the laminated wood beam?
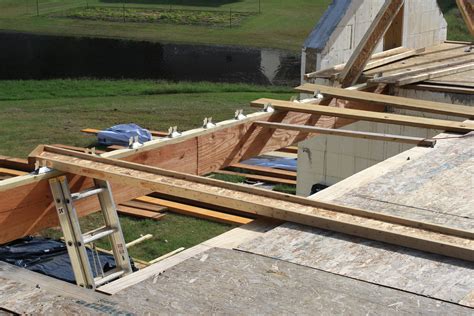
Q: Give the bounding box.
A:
[339,0,405,87]
[251,98,474,133]
[33,146,474,261]
[296,83,474,118]
[255,121,436,147]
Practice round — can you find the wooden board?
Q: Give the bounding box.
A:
[238,222,474,307]
[117,205,166,220]
[0,168,28,177]
[32,146,474,261]
[0,155,32,172]
[81,128,168,138]
[120,200,167,212]
[229,162,297,180]
[251,98,474,133]
[255,121,436,147]
[106,248,472,314]
[213,170,297,185]
[339,0,405,87]
[296,83,474,118]
[135,196,253,225]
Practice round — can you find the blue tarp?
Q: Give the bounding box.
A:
[0,237,136,284]
[97,123,152,146]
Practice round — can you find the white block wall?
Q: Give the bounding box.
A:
[296,89,473,196]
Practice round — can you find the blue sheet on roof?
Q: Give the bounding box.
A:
[240,157,297,171]
[97,123,152,146]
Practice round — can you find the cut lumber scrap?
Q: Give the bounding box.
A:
[395,63,474,86]
[251,98,474,133]
[339,0,405,87]
[295,83,474,118]
[254,122,436,147]
[107,145,126,151]
[456,0,474,36]
[213,170,297,185]
[0,168,28,177]
[52,144,106,154]
[120,200,167,213]
[148,247,185,265]
[81,128,168,138]
[117,205,166,221]
[34,146,474,262]
[229,162,297,180]
[126,234,153,248]
[135,196,253,225]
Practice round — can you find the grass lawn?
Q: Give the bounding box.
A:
[0,0,331,51]
[1,79,294,262]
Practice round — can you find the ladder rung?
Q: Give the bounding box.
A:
[94,268,126,287]
[82,226,116,244]
[71,187,107,201]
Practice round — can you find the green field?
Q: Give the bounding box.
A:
[0,0,471,51]
[0,0,331,51]
[0,79,294,262]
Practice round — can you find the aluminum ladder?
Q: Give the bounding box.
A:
[49,175,132,289]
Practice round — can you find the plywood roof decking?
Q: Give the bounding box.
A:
[113,248,472,315]
[238,129,474,308]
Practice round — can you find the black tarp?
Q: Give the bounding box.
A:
[0,236,136,284]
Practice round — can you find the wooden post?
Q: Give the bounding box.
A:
[339,0,405,88]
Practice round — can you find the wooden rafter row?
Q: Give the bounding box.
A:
[251,98,474,133]
[254,121,436,147]
[339,0,405,87]
[33,146,474,261]
[295,83,474,118]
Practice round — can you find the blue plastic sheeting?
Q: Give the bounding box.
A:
[97,123,152,146]
[0,237,136,284]
[240,157,297,171]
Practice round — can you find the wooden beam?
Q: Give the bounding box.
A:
[229,162,297,180]
[456,0,474,36]
[120,200,167,212]
[395,62,474,86]
[0,168,28,177]
[255,121,436,147]
[52,144,106,155]
[81,128,168,138]
[295,83,474,118]
[339,0,405,87]
[33,146,474,261]
[135,196,253,225]
[277,146,298,154]
[251,98,474,133]
[117,205,166,220]
[213,170,297,185]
